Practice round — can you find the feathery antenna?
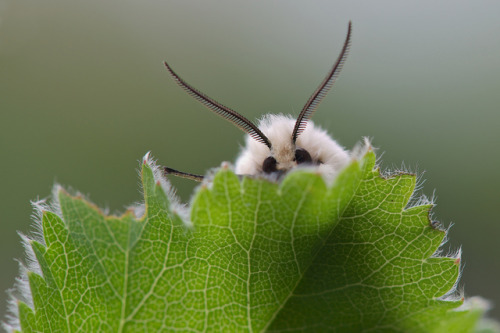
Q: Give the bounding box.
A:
[292,21,352,143]
[164,61,272,149]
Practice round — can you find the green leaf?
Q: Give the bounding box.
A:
[4,150,492,332]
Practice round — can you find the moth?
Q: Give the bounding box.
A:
[163,22,352,183]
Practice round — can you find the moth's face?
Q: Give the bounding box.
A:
[234,115,351,184]
[261,146,318,176]
[254,117,318,176]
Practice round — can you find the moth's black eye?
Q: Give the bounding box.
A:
[262,156,278,174]
[294,148,312,165]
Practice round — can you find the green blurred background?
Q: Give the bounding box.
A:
[1,0,499,324]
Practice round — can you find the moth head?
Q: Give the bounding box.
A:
[164,22,352,181]
[235,114,350,182]
[249,115,316,176]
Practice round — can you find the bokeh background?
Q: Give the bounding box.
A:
[1,0,499,324]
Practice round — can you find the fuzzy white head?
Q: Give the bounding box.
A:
[235,115,349,183]
[163,22,353,183]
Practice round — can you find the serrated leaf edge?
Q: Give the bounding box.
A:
[2,148,492,332]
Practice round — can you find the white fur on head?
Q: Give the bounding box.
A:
[235,114,350,183]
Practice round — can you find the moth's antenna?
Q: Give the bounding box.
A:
[164,167,204,182]
[164,61,272,149]
[292,21,352,143]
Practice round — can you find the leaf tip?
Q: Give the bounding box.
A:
[143,151,152,164]
[139,152,191,222]
[351,136,373,160]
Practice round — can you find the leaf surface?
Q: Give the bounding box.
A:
[10,151,489,332]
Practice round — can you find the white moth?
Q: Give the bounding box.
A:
[164,22,352,184]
